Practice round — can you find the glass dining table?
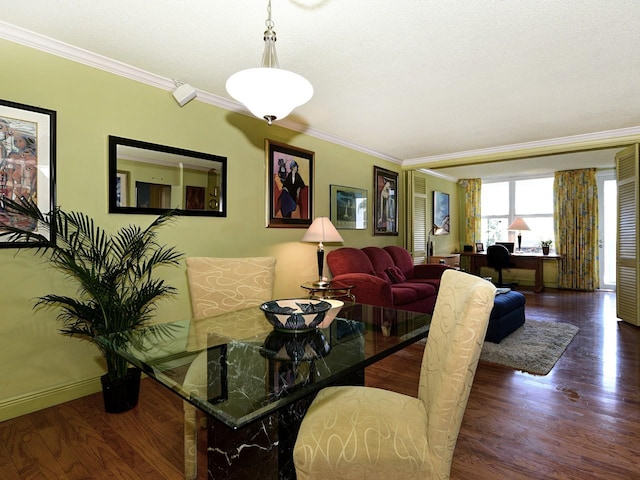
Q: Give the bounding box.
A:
[115,301,431,480]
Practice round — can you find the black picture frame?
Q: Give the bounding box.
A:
[476,242,484,253]
[373,166,398,236]
[0,99,56,247]
[266,139,314,228]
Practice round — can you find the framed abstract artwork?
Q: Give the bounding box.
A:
[0,99,56,247]
[266,139,313,228]
[433,191,450,235]
[373,166,398,236]
[330,184,367,230]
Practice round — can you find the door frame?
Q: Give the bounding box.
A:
[597,170,616,290]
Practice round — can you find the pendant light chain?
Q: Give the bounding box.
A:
[262,0,279,69]
[266,0,274,30]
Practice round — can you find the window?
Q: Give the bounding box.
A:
[481,177,554,252]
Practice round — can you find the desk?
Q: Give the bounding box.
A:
[460,252,560,292]
[116,303,430,480]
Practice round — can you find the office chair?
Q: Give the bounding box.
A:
[486,244,514,287]
[293,270,496,480]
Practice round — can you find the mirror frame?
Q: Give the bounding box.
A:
[108,136,227,216]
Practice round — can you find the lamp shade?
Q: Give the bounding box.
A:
[507,217,531,231]
[226,67,313,123]
[301,217,343,243]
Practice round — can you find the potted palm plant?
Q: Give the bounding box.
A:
[0,197,183,412]
[541,240,553,255]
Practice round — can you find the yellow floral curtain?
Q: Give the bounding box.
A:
[462,179,481,246]
[554,169,599,290]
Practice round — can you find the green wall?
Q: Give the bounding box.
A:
[0,39,458,420]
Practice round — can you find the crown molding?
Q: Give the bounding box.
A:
[403,126,640,169]
[416,168,458,182]
[0,21,173,90]
[8,20,628,170]
[0,21,401,165]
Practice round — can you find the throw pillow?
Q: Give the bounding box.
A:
[386,266,406,284]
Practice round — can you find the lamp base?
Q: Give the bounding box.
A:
[312,280,330,287]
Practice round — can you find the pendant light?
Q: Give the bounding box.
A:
[226,0,313,125]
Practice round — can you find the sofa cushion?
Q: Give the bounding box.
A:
[376,270,391,283]
[409,278,442,289]
[384,245,416,280]
[391,285,419,304]
[327,247,375,276]
[386,265,407,284]
[397,281,437,298]
[362,247,396,272]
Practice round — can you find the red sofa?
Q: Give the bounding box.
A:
[327,246,451,313]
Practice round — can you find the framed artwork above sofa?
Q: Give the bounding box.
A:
[373,166,398,236]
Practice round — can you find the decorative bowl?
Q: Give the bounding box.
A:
[317,299,344,329]
[260,298,332,332]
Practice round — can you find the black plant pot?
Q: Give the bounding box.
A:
[542,246,550,255]
[100,367,141,413]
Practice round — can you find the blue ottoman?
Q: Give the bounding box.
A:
[485,290,526,343]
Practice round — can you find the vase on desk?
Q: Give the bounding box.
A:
[542,246,550,255]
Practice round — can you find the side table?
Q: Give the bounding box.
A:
[300,281,355,302]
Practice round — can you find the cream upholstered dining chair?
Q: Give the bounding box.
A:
[183,256,276,480]
[293,269,496,480]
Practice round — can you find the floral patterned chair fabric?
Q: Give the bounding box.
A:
[183,256,276,480]
[293,270,495,480]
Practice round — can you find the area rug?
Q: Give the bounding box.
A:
[480,320,579,375]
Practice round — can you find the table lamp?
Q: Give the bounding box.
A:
[301,217,344,286]
[507,217,530,252]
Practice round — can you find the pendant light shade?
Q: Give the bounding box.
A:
[226,0,313,125]
[226,68,313,124]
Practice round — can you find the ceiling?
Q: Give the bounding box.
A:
[2,1,639,178]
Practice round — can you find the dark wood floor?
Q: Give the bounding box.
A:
[1,290,639,479]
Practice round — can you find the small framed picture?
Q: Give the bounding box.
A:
[373,166,398,236]
[476,242,484,253]
[330,184,367,230]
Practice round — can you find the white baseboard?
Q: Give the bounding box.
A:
[0,377,103,422]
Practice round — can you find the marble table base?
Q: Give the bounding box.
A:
[207,369,365,479]
[207,395,314,480]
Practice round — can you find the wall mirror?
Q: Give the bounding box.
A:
[109,136,227,216]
